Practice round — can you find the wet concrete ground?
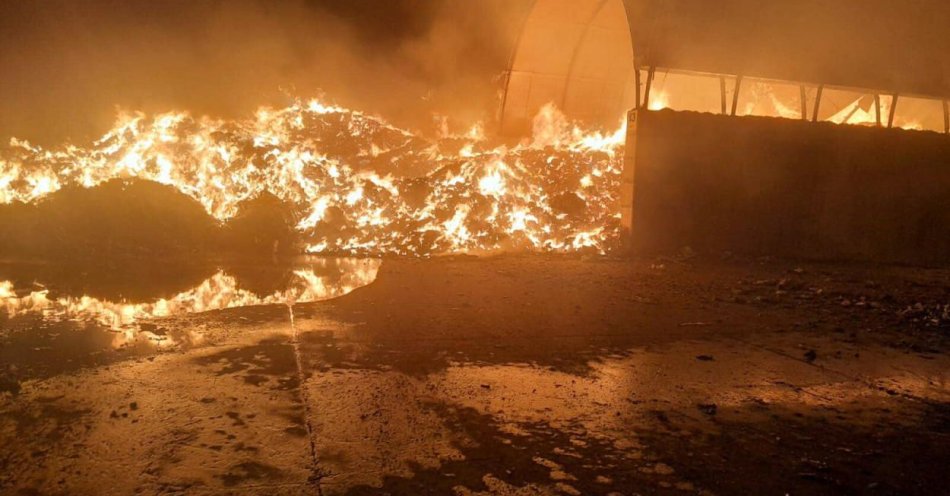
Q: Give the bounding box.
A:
[1,256,948,495]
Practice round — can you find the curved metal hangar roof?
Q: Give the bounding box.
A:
[501,0,950,135]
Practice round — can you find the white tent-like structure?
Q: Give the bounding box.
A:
[500,0,636,136]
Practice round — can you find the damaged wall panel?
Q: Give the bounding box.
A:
[632,110,950,265]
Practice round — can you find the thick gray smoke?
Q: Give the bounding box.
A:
[0,0,533,145]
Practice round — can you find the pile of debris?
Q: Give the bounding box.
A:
[0,100,625,257]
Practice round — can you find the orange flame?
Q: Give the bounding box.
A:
[0,99,625,255]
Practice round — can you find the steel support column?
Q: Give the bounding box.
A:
[643,66,656,109]
[620,109,639,247]
[721,77,728,115]
[634,64,642,110]
[874,95,882,127]
[731,76,743,116]
[812,85,824,122]
[800,86,808,120]
[888,94,899,128]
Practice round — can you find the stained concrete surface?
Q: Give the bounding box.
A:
[1,256,948,495]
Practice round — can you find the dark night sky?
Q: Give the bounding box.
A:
[0,0,532,144]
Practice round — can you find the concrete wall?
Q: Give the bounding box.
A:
[631,110,950,266]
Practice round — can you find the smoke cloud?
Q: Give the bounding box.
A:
[0,0,533,145]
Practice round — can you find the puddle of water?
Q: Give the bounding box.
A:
[1,257,380,326]
[0,257,380,357]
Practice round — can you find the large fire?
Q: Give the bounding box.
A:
[0,100,626,256]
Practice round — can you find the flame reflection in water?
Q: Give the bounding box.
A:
[0,258,381,349]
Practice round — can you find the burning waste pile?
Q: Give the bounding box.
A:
[0,99,625,257]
